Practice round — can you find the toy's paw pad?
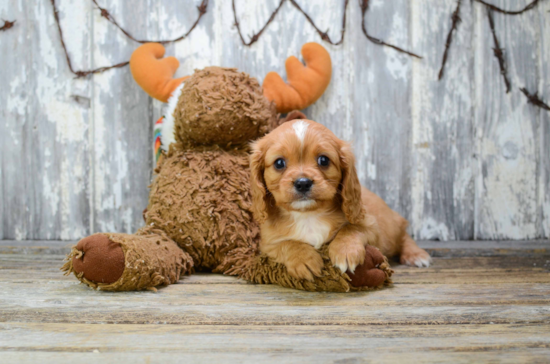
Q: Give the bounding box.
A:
[72,234,125,284]
[348,267,387,288]
[329,241,366,274]
[346,246,387,288]
[285,250,323,282]
[400,247,432,267]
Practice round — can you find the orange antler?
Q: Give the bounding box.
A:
[263,42,332,113]
[129,43,189,103]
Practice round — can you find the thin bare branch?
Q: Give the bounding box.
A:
[487,9,511,93]
[474,0,540,15]
[359,0,421,59]
[438,0,462,80]
[0,19,15,31]
[520,87,550,111]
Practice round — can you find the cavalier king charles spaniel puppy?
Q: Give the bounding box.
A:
[250,117,431,281]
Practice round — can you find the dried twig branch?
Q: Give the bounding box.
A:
[51,0,208,78]
[474,0,540,15]
[438,0,461,80]
[487,9,511,93]
[289,0,348,45]
[520,87,550,111]
[233,0,419,57]
[233,0,349,46]
[232,0,286,46]
[51,0,129,77]
[91,0,208,44]
[359,0,422,59]
[0,19,15,31]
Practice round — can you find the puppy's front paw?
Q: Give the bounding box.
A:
[329,241,366,274]
[285,250,324,281]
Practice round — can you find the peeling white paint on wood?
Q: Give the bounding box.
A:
[411,0,475,240]
[0,0,548,240]
[474,0,540,239]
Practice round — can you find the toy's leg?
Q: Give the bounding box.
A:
[225,244,392,293]
[61,229,193,291]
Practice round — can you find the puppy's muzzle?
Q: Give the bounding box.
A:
[294,178,313,194]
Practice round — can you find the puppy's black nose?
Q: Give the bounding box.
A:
[294,178,313,193]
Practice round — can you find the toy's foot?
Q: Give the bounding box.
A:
[347,245,393,288]
[71,234,125,284]
[62,231,194,291]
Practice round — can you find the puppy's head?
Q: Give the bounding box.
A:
[250,119,364,224]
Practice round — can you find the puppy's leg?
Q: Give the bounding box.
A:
[263,240,324,281]
[329,224,375,273]
[399,234,431,267]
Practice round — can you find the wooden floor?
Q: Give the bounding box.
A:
[1,240,549,363]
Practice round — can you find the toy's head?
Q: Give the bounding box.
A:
[130,43,332,150]
[172,67,276,147]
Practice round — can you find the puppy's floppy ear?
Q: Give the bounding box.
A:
[250,140,269,224]
[339,142,365,225]
[281,110,307,123]
[272,110,308,130]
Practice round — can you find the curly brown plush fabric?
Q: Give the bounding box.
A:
[226,244,393,292]
[174,67,277,148]
[146,146,259,272]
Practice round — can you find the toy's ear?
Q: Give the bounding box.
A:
[339,142,365,225]
[263,42,332,113]
[130,43,189,102]
[250,140,269,224]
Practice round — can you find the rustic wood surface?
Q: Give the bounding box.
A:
[0,241,549,363]
[0,0,548,241]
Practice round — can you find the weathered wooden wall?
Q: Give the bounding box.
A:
[0,0,548,241]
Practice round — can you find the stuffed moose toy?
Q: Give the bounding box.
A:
[62,42,393,292]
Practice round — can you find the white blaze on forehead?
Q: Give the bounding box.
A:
[292,120,309,144]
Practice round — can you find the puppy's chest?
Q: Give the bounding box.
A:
[284,212,333,249]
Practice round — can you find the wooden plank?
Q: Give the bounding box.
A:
[90,0,154,234]
[0,0,25,240]
[0,0,92,240]
[0,301,548,325]
[474,0,540,239]
[2,264,550,285]
[2,252,549,271]
[2,350,550,364]
[2,280,550,307]
[418,240,550,257]
[349,0,414,219]
[538,1,550,238]
[0,241,73,255]
[2,240,549,256]
[0,323,549,356]
[410,0,475,240]
[1,276,550,325]
[1,253,549,284]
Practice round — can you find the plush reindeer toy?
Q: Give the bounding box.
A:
[62,42,393,292]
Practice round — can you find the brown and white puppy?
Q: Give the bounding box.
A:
[250,119,431,281]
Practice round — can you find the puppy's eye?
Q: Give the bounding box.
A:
[274,158,286,170]
[317,155,330,167]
